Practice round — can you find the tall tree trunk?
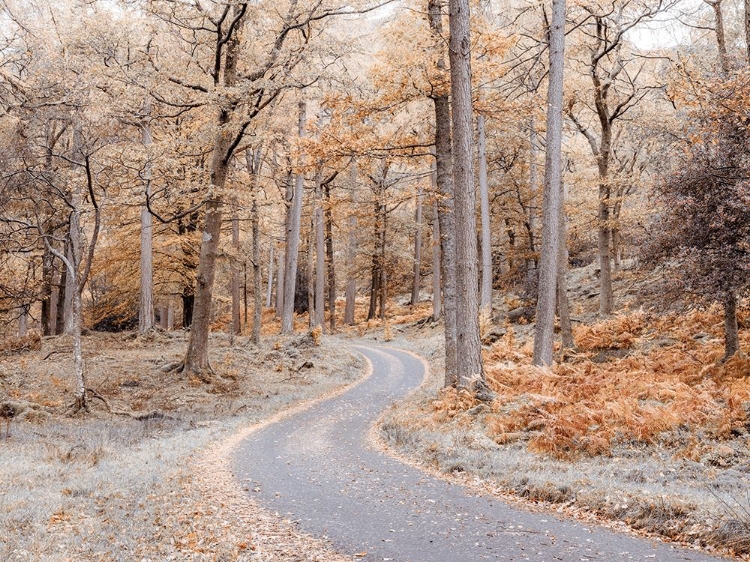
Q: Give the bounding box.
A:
[597,182,614,315]
[276,238,285,316]
[251,196,262,344]
[428,0,458,387]
[231,208,241,334]
[527,119,539,286]
[533,0,566,366]
[345,165,358,325]
[477,113,492,315]
[139,113,155,334]
[41,250,53,336]
[557,184,575,350]
[18,306,28,337]
[314,169,325,330]
[64,190,82,336]
[324,182,336,332]
[411,184,424,305]
[431,197,442,321]
[449,0,484,384]
[56,242,67,335]
[378,208,387,320]
[368,194,383,321]
[723,292,740,359]
[706,0,730,75]
[266,244,274,308]
[282,99,307,333]
[307,219,315,328]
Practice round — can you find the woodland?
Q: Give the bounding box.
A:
[0,0,749,558]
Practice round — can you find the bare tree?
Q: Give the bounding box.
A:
[533,0,566,366]
[449,0,484,384]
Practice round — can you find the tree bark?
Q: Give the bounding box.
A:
[41,250,53,336]
[526,119,539,286]
[557,184,575,350]
[282,99,307,333]
[18,306,28,337]
[533,0,566,366]
[477,113,492,315]
[746,0,750,65]
[231,207,241,334]
[266,244,274,308]
[428,0,458,387]
[139,111,155,334]
[345,165,358,325]
[431,197,442,321]
[411,183,424,305]
[276,237,285,317]
[314,169,325,330]
[723,292,740,359]
[251,196,262,344]
[449,0,484,384]
[324,181,336,332]
[307,218,315,328]
[706,0,730,76]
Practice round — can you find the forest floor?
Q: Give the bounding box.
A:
[373,263,750,560]
[0,327,362,561]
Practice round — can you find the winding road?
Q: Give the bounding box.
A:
[233,345,728,562]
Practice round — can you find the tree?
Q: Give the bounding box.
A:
[533,0,566,366]
[449,0,483,384]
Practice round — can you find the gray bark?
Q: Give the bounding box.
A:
[431,197,442,322]
[533,0,566,366]
[231,208,241,334]
[477,113,492,315]
[410,184,424,305]
[428,0,458,387]
[449,0,484,384]
[251,196,262,344]
[526,119,539,284]
[266,244,274,308]
[167,303,174,330]
[18,307,28,337]
[282,99,307,333]
[307,217,315,328]
[345,165,358,326]
[139,115,155,334]
[746,0,750,65]
[557,184,575,350]
[706,0,730,75]
[314,169,325,330]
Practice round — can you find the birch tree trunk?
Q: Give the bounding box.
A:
[410,183,423,305]
[449,0,484,384]
[314,169,325,330]
[428,0,458,387]
[533,0,566,366]
[139,113,155,334]
[282,99,307,333]
[477,113,492,315]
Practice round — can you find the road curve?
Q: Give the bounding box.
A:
[233,345,728,562]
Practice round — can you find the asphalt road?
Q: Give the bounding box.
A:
[233,345,729,562]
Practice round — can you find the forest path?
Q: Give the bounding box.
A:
[233,345,727,562]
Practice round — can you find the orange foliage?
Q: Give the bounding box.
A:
[432,308,750,459]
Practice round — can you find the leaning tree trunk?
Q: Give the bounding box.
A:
[428,0,458,387]
[723,292,740,359]
[449,0,484,384]
[411,184,424,305]
[282,99,307,333]
[477,112,492,316]
[139,112,155,334]
[533,0,566,366]
[314,169,325,330]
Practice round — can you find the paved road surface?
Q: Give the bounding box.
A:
[233,345,728,562]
